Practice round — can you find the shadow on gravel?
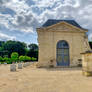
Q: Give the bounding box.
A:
[42,67,82,71]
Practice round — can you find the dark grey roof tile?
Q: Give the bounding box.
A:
[42,19,82,29]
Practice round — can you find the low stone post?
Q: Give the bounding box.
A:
[23,63,27,67]
[4,62,7,65]
[18,63,22,69]
[10,64,16,71]
[81,51,92,76]
[27,62,30,66]
[26,62,28,66]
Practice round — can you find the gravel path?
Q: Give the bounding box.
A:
[0,64,92,92]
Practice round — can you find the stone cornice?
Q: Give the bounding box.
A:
[37,22,87,33]
[37,21,88,33]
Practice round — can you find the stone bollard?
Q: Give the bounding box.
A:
[4,62,7,65]
[26,62,29,66]
[18,63,22,69]
[27,62,30,66]
[10,64,16,71]
[29,62,31,65]
[23,62,30,67]
[23,63,27,67]
[28,62,30,65]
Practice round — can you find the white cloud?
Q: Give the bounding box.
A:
[0,32,16,41]
[0,0,92,43]
[0,0,40,33]
[0,14,14,28]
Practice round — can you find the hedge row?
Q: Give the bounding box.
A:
[0,56,37,64]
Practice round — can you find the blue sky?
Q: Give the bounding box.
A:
[0,0,92,44]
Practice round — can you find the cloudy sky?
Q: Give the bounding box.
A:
[0,0,92,44]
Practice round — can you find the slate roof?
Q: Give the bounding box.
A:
[42,19,82,29]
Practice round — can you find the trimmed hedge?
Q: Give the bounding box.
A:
[19,55,31,62]
[0,52,37,64]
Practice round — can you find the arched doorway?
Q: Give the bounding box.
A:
[56,40,70,66]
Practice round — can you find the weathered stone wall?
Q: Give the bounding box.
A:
[37,23,90,67]
[82,53,92,72]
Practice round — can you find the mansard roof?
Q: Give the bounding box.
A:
[42,19,82,29]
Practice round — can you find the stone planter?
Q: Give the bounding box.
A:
[81,51,92,76]
[10,64,16,71]
[18,63,22,69]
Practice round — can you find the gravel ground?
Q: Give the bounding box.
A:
[0,64,92,92]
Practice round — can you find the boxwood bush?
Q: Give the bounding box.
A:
[31,57,37,61]
[0,52,37,64]
[19,55,31,62]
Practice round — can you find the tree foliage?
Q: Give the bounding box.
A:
[0,56,3,61]
[19,55,25,61]
[89,41,92,49]
[28,44,38,51]
[28,43,38,60]
[2,40,27,57]
[11,52,19,62]
[19,55,31,61]
[0,40,38,63]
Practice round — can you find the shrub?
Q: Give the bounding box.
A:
[25,56,31,61]
[11,52,19,58]
[3,57,9,61]
[2,57,13,64]
[31,57,37,61]
[11,52,19,62]
[6,58,13,64]
[0,56,3,62]
[19,56,31,62]
[19,56,25,61]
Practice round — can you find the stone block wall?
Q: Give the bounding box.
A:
[82,52,92,72]
[37,23,90,67]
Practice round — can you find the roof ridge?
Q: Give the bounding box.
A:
[47,19,75,21]
[42,19,82,29]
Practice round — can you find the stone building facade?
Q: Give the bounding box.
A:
[37,19,90,67]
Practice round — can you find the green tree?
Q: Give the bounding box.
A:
[2,40,27,57]
[0,56,3,61]
[0,41,5,47]
[89,41,92,49]
[28,43,38,60]
[28,44,38,51]
[0,41,7,57]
